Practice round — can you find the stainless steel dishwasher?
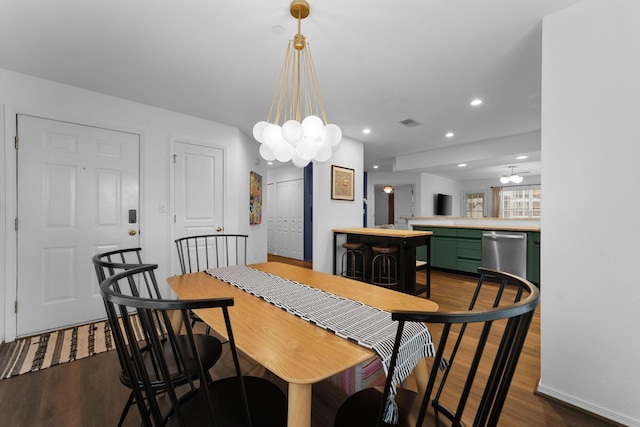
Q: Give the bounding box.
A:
[481,231,527,277]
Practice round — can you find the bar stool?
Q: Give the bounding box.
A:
[371,245,399,289]
[341,242,366,281]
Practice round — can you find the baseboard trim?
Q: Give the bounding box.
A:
[535,380,637,426]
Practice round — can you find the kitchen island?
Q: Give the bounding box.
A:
[332,227,432,297]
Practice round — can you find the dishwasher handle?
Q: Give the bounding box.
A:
[482,232,526,240]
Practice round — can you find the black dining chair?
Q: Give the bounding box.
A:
[100,264,287,427]
[175,234,248,333]
[92,248,224,427]
[333,267,540,427]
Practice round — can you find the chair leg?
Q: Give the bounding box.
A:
[117,392,135,427]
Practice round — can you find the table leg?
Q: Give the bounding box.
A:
[169,309,184,334]
[333,232,338,275]
[288,382,312,427]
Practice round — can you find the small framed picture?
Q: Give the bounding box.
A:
[331,165,355,201]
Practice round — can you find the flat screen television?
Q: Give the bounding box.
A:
[435,193,452,216]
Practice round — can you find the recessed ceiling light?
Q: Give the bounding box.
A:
[445,132,454,138]
[515,155,529,160]
[362,128,371,134]
[372,165,379,169]
[458,163,467,168]
[271,25,285,36]
[470,98,483,107]
[267,162,273,165]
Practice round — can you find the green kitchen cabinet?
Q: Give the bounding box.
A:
[414,226,481,273]
[414,226,539,282]
[455,234,482,273]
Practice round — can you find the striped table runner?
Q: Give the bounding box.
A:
[207,265,435,424]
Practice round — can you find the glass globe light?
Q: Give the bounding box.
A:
[511,174,523,184]
[292,151,311,168]
[320,123,342,147]
[314,141,332,162]
[295,138,318,160]
[252,121,269,143]
[500,176,510,184]
[263,124,283,147]
[301,115,323,140]
[281,120,304,145]
[273,141,294,162]
[259,143,276,161]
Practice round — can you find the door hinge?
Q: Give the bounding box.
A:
[14,136,19,149]
[172,154,177,164]
[14,301,18,313]
[173,215,176,223]
[14,218,18,231]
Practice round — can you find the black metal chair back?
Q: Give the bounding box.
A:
[175,234,248,273]
[92,247,146,283]
[92,249,223,426]
[334,267,540,427]
[100,264,286,426]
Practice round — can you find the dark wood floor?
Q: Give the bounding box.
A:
[0,256,619,426]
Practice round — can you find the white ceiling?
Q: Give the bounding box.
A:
[0,0,582,181]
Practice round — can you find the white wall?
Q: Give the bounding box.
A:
[266,163,304,184]
[540,1,640,425]
[237,132,269,265]
[312,137,364,274]
[0,69,264,341]
[419,173,462,217]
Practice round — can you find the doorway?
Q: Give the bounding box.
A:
[373,184,414,228]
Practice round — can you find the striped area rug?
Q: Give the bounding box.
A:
[0,316,143,380]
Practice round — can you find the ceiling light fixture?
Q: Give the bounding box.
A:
[470,98,483,106]
[383,185,394,194]
[363,128,371,134]
[458,163,467,167]
[500,166,523,184]
[515,155,529,160]
[253,0,342,168]
[445,132,454,138]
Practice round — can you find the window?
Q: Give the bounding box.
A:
[465,193,484,218]
[500,187,541,218]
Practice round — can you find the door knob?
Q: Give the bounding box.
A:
[216,226,223,232]
[129,229,137,236]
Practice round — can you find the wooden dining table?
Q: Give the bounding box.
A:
[166,262,438,427]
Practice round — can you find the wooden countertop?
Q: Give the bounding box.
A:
[403,216,540,232]
[411,224,540,232]
[332,227,433,237]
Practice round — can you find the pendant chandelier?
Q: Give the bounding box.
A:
[500,166,523,184]
[253,0,342,168]
[383,185,394,194]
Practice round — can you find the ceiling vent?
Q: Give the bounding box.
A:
[399,118,421,128]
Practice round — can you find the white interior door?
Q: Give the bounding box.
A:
[16,115,140,336]
[173,141,224,270]
[289,179,304,260]
[276,181,292,258]
[276,179,304,260]
[267,183,276,254]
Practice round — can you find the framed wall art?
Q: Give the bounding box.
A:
[250,171,262,225]
[331,165,354,201]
